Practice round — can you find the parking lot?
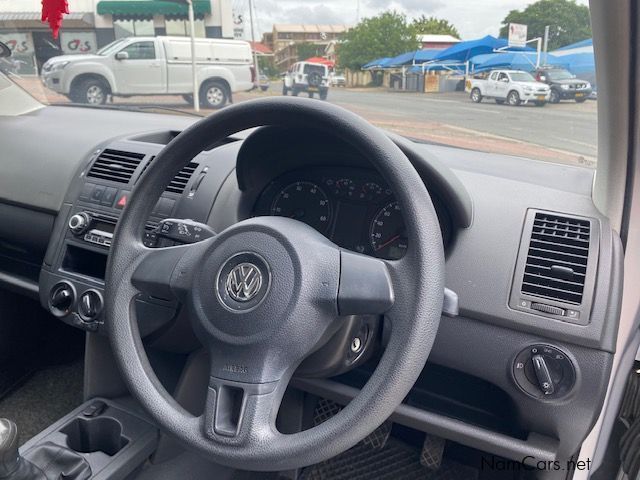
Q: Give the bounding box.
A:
[15,76,597,167]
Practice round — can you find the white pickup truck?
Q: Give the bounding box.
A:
[468,70,551,106]
[41,36,254,109]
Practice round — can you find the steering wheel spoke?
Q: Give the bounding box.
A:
[337,250,395,316]
[202,373,285,444]
[131,239,213,301]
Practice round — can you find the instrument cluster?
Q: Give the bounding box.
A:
[253,167,449,260]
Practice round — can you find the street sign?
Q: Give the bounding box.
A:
[508,23,528,48]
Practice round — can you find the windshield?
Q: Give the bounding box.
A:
[509,72,536,82]
[0,0,596,167]
[547,69,576,80]
[96,39,127,56]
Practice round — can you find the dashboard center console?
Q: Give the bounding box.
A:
[39,140,233,333]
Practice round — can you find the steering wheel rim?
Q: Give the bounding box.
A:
[104,97,445,471]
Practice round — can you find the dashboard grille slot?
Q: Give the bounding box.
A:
[521,213,590,305]
[87,149,145,184]
[139,157,198,195]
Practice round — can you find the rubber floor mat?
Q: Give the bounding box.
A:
[299,437,478,480]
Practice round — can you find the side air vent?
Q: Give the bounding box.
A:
[521,213,590,304]
[510,210,599,325]
[87,149,145,184]
[138,157,198,195]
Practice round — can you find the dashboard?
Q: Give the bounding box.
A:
[0,106,624,475]
[252,167,449,260]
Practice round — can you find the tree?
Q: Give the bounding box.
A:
[296,42,323,61]
[337,11,417,70]
[411,15,460,38]
[499,0,591,50]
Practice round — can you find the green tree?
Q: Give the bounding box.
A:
[499,0,591,50]
[296,42,323,61]
[411,15,460,38]
[337,11,417,70]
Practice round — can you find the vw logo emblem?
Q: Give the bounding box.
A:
[225,263,262,302]
[217,252,270,312]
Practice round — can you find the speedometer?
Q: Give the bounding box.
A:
[370,201,407,259]
[271,181,332,234]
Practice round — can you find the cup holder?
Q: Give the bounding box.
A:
[62,417,129,456]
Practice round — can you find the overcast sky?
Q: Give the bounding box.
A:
[235,0,590,41]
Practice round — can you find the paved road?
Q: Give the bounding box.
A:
[16,75,598,166]
[325,88,597,161]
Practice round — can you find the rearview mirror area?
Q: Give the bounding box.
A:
[0,41,11,59]
[115,51,129,61]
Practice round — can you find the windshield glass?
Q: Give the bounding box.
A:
[0,0,596,167]
[96,39,127,56]
[509,72,536,82]
[547,69,576,80]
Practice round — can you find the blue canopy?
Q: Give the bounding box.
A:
[387,49,441,67]
[470,52,566,72]
[387,51,416,67]
[362,57,393,69]
[555,38,592,51]
[433,35,531,62]
[408,62,466,73]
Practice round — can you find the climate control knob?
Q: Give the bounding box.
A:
[49,282,74,317]
[68,212,91,235]
[78,290,103,322]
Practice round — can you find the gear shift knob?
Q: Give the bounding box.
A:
[0,419,20,478]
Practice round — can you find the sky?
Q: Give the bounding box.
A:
[233,0,590,41]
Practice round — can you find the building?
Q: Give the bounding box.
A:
[0,0,234,74]
[271,24,349,71]
[417,34,460,50]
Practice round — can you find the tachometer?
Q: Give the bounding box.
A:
[370,201,407,259]
[271,181,331,233]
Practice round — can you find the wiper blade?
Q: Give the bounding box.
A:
[49,102,204,118]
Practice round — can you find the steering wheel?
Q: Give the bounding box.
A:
[104,97,445,471]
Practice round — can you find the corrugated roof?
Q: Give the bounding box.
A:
[273,24,350,33]
[417,34,460,43]
[0,12,91,21]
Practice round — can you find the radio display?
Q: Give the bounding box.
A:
[93,219,116,234]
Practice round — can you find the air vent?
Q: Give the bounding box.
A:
[521,213,591,305]
[139,157,198,195]
[87,149,145,184]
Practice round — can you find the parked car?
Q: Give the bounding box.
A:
[534,67,592,103]
[282,61,330,99]
[41,36,255,109]
[259,73,270,91]
[469,69,551,106]
[330,72,346,87]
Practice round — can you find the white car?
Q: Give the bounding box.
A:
[330,73,346,87]
[41,36,255,109]
[282,61,330,100]
[469,70,551,106]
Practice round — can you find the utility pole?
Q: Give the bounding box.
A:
[248,0,260,84]
[356,0,361,23]
[167,0,199,111]
[542,25,550,66]
[187,0,199,111]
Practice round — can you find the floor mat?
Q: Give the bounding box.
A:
[0,360,84,444]
[299,437,478,480]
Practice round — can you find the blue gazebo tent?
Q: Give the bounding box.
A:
[470,52,567,72]
[432,35,532,63]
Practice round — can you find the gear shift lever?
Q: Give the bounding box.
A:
[0,419,20,478]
